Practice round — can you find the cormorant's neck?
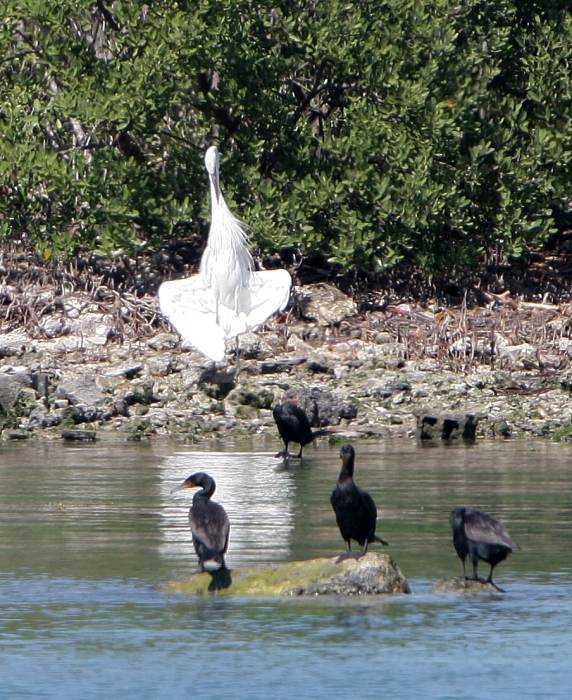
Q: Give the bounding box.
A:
[193,481,215,500]
[338,456,354,482]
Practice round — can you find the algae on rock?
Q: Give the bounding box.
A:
[164,552,411,597]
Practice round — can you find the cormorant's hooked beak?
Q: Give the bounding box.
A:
[172,477,198,495]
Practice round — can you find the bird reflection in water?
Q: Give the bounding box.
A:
[162,452,295,570]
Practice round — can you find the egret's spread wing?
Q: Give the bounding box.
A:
[237,269,292,331]
[464,509,516,550]
[216,304,250,339]
[159,268,291,358]
[158,276,226,361]
[159,274,216,311]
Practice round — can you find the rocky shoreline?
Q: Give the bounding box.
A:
[2,281,572,445]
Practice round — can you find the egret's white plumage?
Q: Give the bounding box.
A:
[159,146,292,361]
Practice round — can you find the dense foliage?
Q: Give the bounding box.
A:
[0,0,571,272]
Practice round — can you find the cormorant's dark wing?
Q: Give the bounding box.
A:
[273,403,313,441]
[359,489,379,526]
[289,404,312,431]
[190,502,230,554]
[222,514,230,555]
[330,487,343,521]
[464,509,516,550]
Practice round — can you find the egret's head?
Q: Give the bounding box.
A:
[204,146,219,177]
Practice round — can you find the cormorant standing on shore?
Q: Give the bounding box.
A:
[273,389,330,458]
[449,506,517,591]
[330,444,388,561]
[175,472,230,576]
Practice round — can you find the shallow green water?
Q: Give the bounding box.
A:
[1,438,572,698]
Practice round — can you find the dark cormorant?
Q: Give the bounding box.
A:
[449,507,517,591]
[330,444,388,561]
[273,389,330,458]
[175,472,230,573]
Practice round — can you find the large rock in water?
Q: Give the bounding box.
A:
[432,577,501,594]
[164,552,411,597]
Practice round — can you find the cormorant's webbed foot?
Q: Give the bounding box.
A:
[487,578,505,593]
[208,567,232,591]
[335,551,361,564]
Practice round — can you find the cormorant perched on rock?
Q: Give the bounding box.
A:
[175,472,230,573]
[449,507,517,592]
[273,389,330,458]
[330,444,388,562]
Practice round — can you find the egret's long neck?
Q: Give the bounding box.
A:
[209,171,221,213]
[201,163,254,297]
[204,176,253,267]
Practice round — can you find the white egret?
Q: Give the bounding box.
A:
[158,146,292,361]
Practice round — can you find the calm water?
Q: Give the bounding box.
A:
[1,438,572,699]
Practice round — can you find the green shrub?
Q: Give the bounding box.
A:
[0,0,570,272]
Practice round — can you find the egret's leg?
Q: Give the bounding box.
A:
[234,336,241,378]
[215,290,220,326]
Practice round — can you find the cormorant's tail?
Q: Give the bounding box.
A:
[200,548,227,573]
[208,566,232,591]
[202,560,223,572]
[201,555,226,573]
[374,535,389,546]
[311,428,333,439]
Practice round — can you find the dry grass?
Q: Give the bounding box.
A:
[2,249,572,369]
